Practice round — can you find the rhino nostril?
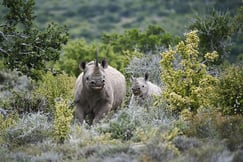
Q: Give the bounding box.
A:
[90,81,95,85]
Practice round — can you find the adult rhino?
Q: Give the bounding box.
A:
[130,73,162,105]
[74,52,126,124]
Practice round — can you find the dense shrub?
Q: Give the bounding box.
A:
[0,0,68,79]
[34,72,75,113]
[0,70,37,113]
[100,111,139,141]
[126,54,162,86]
[179,109,243,151]
[55,39,142,77]
[5,91,45,114]
[189,8,243,64]
[54,39,96,76]
[3,112,53,146]
[102,25,179,54]
[217,115,243,151]
[215,65,243,115]
[0,112,19,136]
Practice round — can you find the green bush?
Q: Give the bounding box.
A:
[55,25,177,78]
[99,111,139,141]
[178,109,243,151]
[0,0,68,79]
[34,72,75,114]
[3,112,52,146]
[5,91,45,114]
[0,113,19,136]
[216,65,243,115]
[102,25,179,54]
[0,70,36,113]
[54,39,96,76]
[189,10,235,64]
[217,115,243,151]
[55,39,142,77]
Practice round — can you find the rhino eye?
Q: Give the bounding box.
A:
[86,77,89,81]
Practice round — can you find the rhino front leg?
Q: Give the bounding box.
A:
[74,103,85,124]
[93,103,112,123]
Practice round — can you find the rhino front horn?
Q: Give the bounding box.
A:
[95,48,99,67]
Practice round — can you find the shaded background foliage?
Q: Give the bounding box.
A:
[0,0,68,79]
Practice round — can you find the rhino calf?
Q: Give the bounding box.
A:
[74,55,126,125]
[130,73,162,105]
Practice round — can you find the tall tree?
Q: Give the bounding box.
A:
[0,0,69,79]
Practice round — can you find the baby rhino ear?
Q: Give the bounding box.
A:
[130,75,135,81]
[101,59,108,69]
[144,72,149,81]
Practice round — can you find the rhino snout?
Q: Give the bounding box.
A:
[90,79,105,89]
[132,87,141,95]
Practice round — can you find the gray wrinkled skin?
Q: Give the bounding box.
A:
[130,73,162,105]
[74,60,126,125]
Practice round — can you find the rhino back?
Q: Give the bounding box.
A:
[147,81,162,96]
[105,66,126,109]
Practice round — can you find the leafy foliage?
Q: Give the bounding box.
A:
[3,112,52,146]
[55,25,176,78]
[178,109,243,151]
[0,112,18,133]
[34,72,75,113]
[189,10,237,64]
[215,65,243,115]
[6,91,44,114]
[126,54,162,85]
[55,39,96,76]
[102,25,179,54]
[0,70,36,113]
[101,112,138,141]
[55,39,143,77]
[160,31,219,114]
[0,0,69,79]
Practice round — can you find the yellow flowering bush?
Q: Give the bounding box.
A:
[160,31,219,114]
[0,113,19,141]
[34,72,76,113]
[54,99,73,143]
[204,51,219,62]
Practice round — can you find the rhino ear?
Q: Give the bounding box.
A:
[130,75,135,82]
[101,59,108,69]
[79,61,86,71]
[144,73,149,81]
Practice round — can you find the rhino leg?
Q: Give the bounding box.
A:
[86,112,95,125]
[93,103,112,123]
[74,103,85,124]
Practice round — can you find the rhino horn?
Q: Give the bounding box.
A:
[95,48,99,67]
